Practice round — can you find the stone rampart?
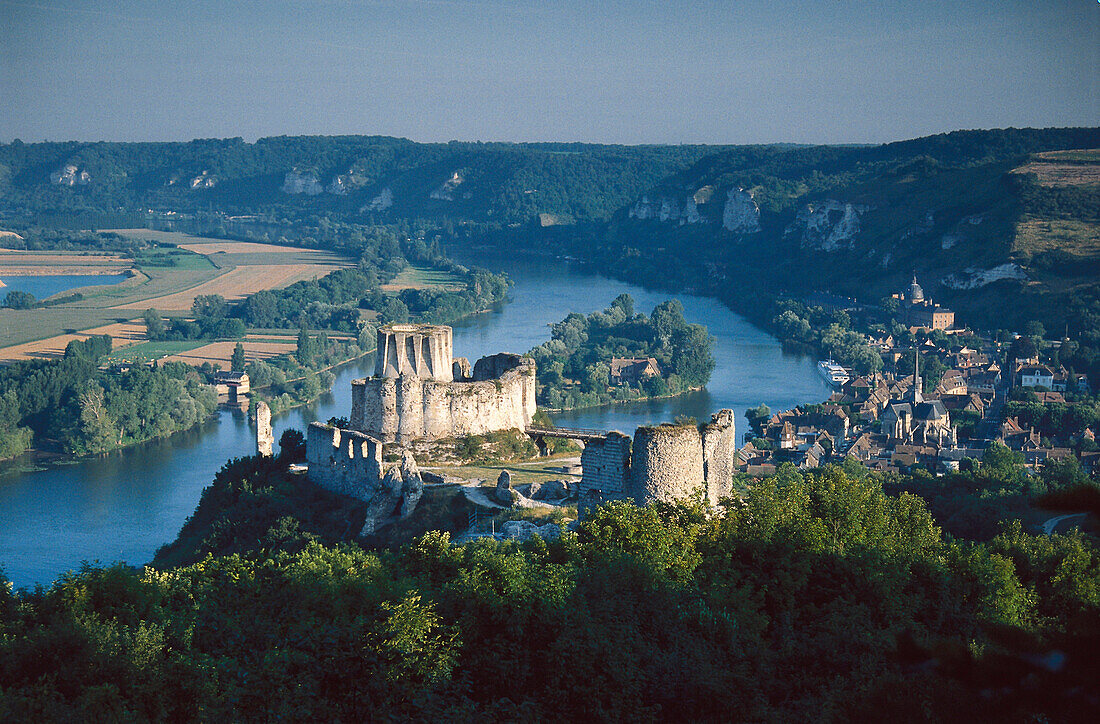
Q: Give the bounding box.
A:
[306,422,383,499]
[578,431,633,516]
[577,409,737,513]
[255,401,273,457]
[630,424,706,504]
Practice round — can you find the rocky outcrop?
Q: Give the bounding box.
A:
[493,470,517,507]
[940,233,963,250]
[942,263,1027,289]
[629,194,707,225]
[51,164,91,186]
[398,450,424,518]
[529,480,570,501]
[189,171,217,189]
[357,451,425,536]
[787,200,867,251]
[281,170,323,195]
[430,171,464,201]
[721,188,760,233]
[365,187,394,211]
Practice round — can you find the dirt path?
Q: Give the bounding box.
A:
[1041,513,1087,536]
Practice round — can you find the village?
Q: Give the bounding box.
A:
[737,275,1096,478]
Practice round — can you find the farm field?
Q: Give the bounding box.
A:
[380,265,463,292]
[1013,149,1100,188]
[0,229,354,359]
[0,320,146,362]
[0,250,133,276]
[110,264,344,311]
[158,340,298,367]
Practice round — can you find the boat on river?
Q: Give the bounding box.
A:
[817,360,850,387]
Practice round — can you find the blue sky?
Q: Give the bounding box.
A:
[1,0,1097,144]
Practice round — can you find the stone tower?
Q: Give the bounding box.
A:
[374,324,453,382]
[256,401,273,457]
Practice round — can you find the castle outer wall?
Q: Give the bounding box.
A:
[577,410,736,513]
[306,422,383,498]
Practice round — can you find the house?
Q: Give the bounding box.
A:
[1017,364,1055,390]
[935,369,967,395]
[608,357,661,386]
[213,371,250,400]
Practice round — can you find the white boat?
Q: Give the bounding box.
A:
[817,359,850,387]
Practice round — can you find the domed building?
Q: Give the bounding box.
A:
[896,273,954,331]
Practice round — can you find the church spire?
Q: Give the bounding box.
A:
[910,348,923,404]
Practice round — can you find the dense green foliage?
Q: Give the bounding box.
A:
[527,294,715,409]
[0,337,216,457]
[0,136,713,224]
[2,461,1097,721]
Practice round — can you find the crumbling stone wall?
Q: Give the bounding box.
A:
[255,401,273,457]
[306,422,383,497]
[578,431,632,514]
[351,325,536,443]
[701,409,737,505]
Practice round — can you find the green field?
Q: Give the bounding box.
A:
[106,340,208,364]
[384,266,463,290]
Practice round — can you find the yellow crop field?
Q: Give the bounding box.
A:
[110,263,345,311]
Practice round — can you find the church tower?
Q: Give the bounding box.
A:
[909,348,924,404]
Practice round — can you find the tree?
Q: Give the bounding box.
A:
[296,329,316,366]
[651,300,687,347]
[142,308,165,340]
[670,324,716,387]
[3,290,35,309]
[278,428,306,462]
[192,294,228,320]
[746,404,771,436]
[231,343,246,372]
[241,290,277,328]
[1024,320,1046,340]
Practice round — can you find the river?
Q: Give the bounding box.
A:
[0,253,829,588]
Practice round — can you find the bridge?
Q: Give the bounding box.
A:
[525,424,608,456]
[525,425,608,443]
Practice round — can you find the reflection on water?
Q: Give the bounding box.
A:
[0,253,828,588]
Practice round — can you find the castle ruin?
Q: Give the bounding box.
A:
[578,409,736,512]
[303,323,536,531]
[351,324,536,444]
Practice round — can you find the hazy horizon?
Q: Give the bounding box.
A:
[2,0,1097,146]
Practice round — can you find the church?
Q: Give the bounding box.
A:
[880,350,957,447]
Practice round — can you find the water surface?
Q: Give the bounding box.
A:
[1,274,130,300]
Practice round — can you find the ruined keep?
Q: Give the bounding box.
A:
[351,324,536,443]
[578,410,736,512]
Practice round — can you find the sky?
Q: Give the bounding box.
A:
[1,0,1097,146]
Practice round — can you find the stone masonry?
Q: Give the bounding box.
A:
[351,324,536,443]
[577,410,736,514]
[255,401,273,457]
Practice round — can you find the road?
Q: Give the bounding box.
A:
[1041,513,1087,536]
